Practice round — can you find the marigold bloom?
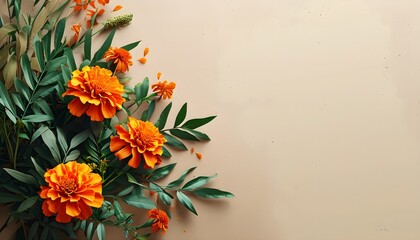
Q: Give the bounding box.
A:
[104,47,133,73]
[148,209,169,235]
[110,117,166,169]
[152,81,176,99]
[62,66,125,121]
[73,0,95,12]
[39,162,104,223]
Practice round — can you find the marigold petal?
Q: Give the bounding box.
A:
[77,200,93,220]
[66,202,81,217]
[67,98,90,117]
[143,47,149,56]
[115,145,132,160]
[56,205,72,223]
[42,200,54,216]
[89,192,104,208]
[127,149,140,168]
[112,5,123,11]
[110,136,128,152]
[101,100,117,118]
[143,151,159,168]
[86,104,104,121]
[157,72,162,80]
[138,57,147,64]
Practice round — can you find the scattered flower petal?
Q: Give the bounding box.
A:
[112,5,123,11]
[195,152,203,159]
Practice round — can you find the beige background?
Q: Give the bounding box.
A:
[113,0,420,239]
[2,0,420,239]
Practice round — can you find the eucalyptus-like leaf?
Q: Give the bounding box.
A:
[162,132,188,151]
[17,196,38,212]
[156,102,172,130]
[169,129,199,141]
[182,174,217,191]
[167,166,196,188]
[176,191,197,215]
[121,40,140,51]
[92,28,116,63]
[193,188,234,198]
[84,28,92,60]
[96,223,105,240]
[181,116,217,129]
[149,163,177,181]
[4,168,38,185]
[174,103,187,127]
[123,186,155,209]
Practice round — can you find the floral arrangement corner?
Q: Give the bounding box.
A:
[0,0,234,239]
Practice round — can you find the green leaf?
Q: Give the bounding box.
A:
[181,116,216,129]
[87,221,94,240]
[69,129,90,150]
[149,163,176,181]
[84,28,92,60]
[17,196,37,212]
[116,186,134,197]
[45,55,67,72]
[34,37,45,71]
[174,103,187,127]
[4,168,38,185]
[182,128,211,140]
[156,102,172,130]
[96,223,105,240]
[134,77,149,102]
[140,99,155,121]
[62,49,75,72]
[0,192,23,203]
[21,54,36,90]
[167,167,196,188]
[162,133,188,151]
[92,28,116,63]
[42,30,52,60]
[40,225,49,240]
[169,129,199,141]
[123,186,155,209]
[14,79,30,101]
[54,18,66,49]
[31,157,45,177]
[41,129,61,162]
[176,191,197,215]
[121,41,140,51]
[22,114,53,123]
[31,124,49,143]
[65,150,80,162]
[182,174,217,191]
[11,93,24,111]
[28,222,39,240]
[39,71,62,86]
[193,188,234,198]
[161,145,171,158]
[0,80,16,116]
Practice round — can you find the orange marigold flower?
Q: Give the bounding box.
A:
[104,47,133,73]
[62,66,125,121]
[148,209,169,235]
[110,117,166,169]
[39,162,104,223]
[112,5,123,12]
[152,81,176,99]
[97,0,109,5]
[73,0,95,12]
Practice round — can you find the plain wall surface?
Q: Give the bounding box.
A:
[112,0,420,239]
[3,0,420,239]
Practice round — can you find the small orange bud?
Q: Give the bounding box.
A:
[138,57,147,64]
[157,72,162,80]
[195,152,203,160]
